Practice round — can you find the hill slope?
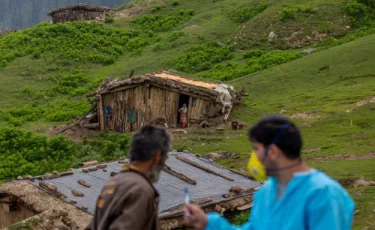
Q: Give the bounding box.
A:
[0,0,375,228]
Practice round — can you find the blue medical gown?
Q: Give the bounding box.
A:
[205,170,355,230]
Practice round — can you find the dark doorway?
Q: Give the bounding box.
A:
[177,94,190,125]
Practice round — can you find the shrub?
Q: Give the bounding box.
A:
[228,3,268,23]
[243,49,265,59]
[104,17,114,23]
[233,212,250,225]
[167,42,234,73]
[0,127,132,180]
[172,0,179,6]
[247,50,301,68]
[132,10,193,32]
[280,9,296,21]
[45,100,91,122]
[0,22,145,67]
[201,50,302,80]
[345,2,371,27]
[358,0,375,8]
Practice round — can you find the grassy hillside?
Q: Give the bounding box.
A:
[0,0,375,228]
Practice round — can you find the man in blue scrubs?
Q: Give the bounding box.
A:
[184,116,355,230]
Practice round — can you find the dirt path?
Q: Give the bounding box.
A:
[306,152,375,162]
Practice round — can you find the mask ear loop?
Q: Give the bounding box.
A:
[261,123,289,162]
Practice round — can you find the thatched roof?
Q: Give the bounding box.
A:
[48,4,110,15]
[0,181,92,229]
[94,72,221,101]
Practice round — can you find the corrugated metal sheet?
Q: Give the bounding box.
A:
[30,152,259,215]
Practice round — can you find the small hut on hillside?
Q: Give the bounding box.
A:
[48,4,110,24]
[1,152,258,230]
[89,71,240,133]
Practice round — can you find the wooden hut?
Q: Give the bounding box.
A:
[93,72,236,132]
[48,4,110,24]
[0,181,92,229]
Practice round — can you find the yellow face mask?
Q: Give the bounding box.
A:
[247,151,267,182]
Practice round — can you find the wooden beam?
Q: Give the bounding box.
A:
[162,165,197,185]
[175,155,233,181]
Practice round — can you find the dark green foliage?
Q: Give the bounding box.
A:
[345,2,372,27]
[280,8,296,21]
[151,4,163,12]
[104,17,114,23]
[232,212,250,225]
[228,3,267,23]
[172,0,179,6]
[0,127,131,181]
[44,100,91,122]
[0,22,146,68]
[243,49,265,59]
[132,10,193,32]
[358,0,375,8]
[247,50,301,68]
[202,50,301,80]
[167,42,234,73]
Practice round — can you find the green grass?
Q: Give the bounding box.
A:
[1,0,375,227]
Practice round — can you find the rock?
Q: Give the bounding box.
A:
[67,168,74,172]
[231,121,244,130]
[346,25,351,29]
[118,159,129,164]
[17,176,23,180]
[300,48,317,55]
[110,172,118,177]
[97,164,107,169]
[346,110,352,113]
[72,190,84,197]
[223,192,235,198]
[52,171,58,175]
[69,200,77,204]
[354,210,359,215]
[216,127,225,132]
[207,152,223,161]
[280,110,287,114]
[183,150,189,153]
[89,167,98,171]
[172,150,177,152]
[82,206,88,211]
[268,31,276,41]
[45,173,52,177]
[229,186,244,194]
[103,169,107,172]
[78,179,91,188]
[82,168,89,173]
[47,183,58,191]
[196,154,202,158]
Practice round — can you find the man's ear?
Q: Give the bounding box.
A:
[268,144,282,160]
[153,151,161,165]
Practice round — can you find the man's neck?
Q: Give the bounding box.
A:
[276,162,310,186]
[130,162,151,177]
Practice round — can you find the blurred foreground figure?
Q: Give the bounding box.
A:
[184,116,355,230]
[86,125,170,230]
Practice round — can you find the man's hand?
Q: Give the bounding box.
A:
[183,204,208,230]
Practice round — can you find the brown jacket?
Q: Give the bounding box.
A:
[86,167,160,230]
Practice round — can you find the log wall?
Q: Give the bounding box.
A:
[99,85,210,132]
[0,199,36,228]
[51,10,105,23]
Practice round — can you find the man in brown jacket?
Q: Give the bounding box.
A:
[86,125,170,230]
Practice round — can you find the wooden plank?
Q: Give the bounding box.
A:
[175,155,234,181]
[162,165,197,185]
